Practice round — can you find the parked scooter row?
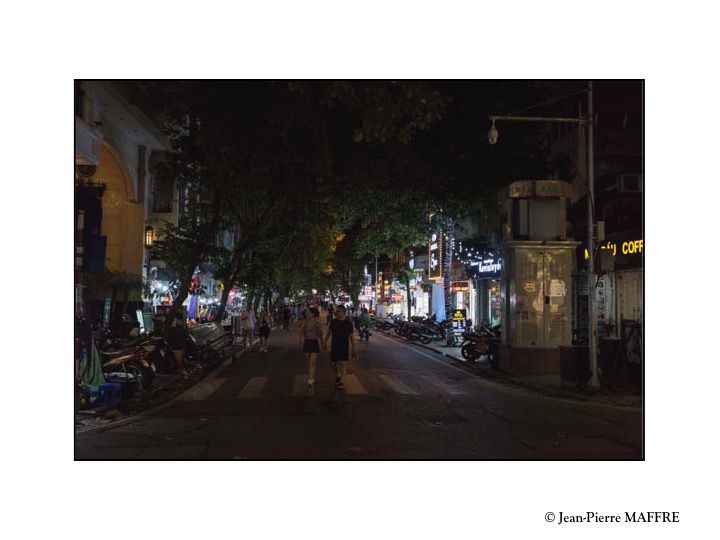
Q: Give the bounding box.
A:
[374,314,501,370]
[91,321,232,392]
[391,317,445,345]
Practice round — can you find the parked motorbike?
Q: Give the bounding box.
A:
[144,336,177,374]
[460,324,501,368]
[94,329,155,390]
[394,319,411,338]
[441,320,459,347]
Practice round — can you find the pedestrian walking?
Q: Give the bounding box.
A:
[240,306,253,350]
[258,311,271,352]
[300,307,324,387]
[326,303,334,326]
[323,305,357,389]
[359,307,371,342]
[282,305,291,331]
[166,315,189,378]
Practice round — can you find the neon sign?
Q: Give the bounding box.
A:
[584,239,643,259]
[465,252,503,278]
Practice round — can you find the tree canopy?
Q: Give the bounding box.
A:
[143,80,551,312]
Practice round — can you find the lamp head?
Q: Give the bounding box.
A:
[144,225,154,248]
[487,120,499,145]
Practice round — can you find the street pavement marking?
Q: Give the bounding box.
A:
[421,375,468,395]
[177,378,227,401]
[378,374,419,395]
[237,376,268,399]
[293,375,314,396]
[344,374,369,395]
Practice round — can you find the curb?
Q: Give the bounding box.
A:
[377,329,642,410]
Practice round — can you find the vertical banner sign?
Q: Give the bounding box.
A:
[103,298,111,327]
[428,231,443,280]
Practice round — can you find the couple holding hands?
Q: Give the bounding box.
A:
[300,305,357,390]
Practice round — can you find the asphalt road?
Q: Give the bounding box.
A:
[75,322,642,459]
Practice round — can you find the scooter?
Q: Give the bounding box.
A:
[144,336,177,374]
[460,325,501,368]
[97,338,155,391]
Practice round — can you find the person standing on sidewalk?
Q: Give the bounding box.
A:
[166,315,189,378]
[323,305,357,389]
[300,307,324,387]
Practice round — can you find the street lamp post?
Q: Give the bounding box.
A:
[488,81,599,388]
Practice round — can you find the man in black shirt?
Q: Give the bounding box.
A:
[324,305,357,389]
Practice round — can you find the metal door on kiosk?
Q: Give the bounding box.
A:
[511,248,573,349]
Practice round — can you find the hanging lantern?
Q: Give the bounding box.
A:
[144,226,154,248]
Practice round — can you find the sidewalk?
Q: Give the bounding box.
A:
[75,337,260,433]
[378,330,642,409]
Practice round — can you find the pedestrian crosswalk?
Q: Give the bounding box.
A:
[178,371,472,402]
[238,376,268,399]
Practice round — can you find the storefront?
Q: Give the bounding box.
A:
[574,233,644,342]
[463,251,503,328]
[573,231,643,386]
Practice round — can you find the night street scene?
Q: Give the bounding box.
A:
[74,80,643,460]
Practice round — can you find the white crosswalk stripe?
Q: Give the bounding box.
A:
[343,374,369,395]
[421,375,468,395]
[237,376,268,399]
[378,374,419,395]
[178,378,227,401]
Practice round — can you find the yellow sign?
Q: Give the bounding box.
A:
[585,239,643,259]
[622,239,643,254]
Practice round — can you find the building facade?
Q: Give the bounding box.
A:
[74,81,173,321]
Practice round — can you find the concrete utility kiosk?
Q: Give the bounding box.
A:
[499,180,579,374]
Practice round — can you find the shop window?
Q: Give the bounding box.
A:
[152,175,174,213]
[75,81,85,120]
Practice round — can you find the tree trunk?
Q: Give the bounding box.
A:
[216,285,232,323]
[443,217,455,321]
[405,273,412,318]
[272,282,290,311]
[167,264,196,327]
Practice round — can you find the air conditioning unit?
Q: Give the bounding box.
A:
[617,174,643,193]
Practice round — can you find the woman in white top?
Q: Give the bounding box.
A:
[299,307,324,387]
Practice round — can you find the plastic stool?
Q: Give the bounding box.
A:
[99,382,122,407]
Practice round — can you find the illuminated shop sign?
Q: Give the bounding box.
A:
[450,281,470,292]
[584,239,643,259]
[428,231,444,280]
[463,251,503,278]
[451,309,467,332]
